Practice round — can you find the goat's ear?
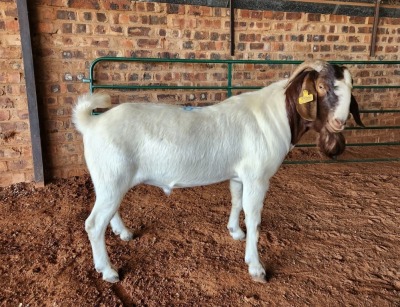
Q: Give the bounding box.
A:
[296,73,318,121]
[350,95,365,127]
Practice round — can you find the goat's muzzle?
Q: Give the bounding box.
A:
[318,127,346,159]
[326,118,346,133]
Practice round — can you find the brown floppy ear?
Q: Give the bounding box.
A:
[296,72,318,121]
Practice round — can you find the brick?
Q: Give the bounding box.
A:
[188,6,212,17]
[37,22,56,33]
[127,27,151,36]
[137,38,159,48]
[7,72,20,83]
[194,31,209,40]
[5,20,19,32]
[82,12,92,21]
[67,0,99,9]
[76,24,87,33]
[0,147,20,158]
[103,0,131,10]
[7,159,29,171]
[95,25,106,34]
[358,27,372,34]
[264,11,284,20]
[285,12,302,20]
[350,16,367,24]
[0,97,14,108]
[351,45,367,52]
[0,109,10,120]
[327,35,340,42]
[56,10,76,20]
[62,23,72,33]
[385,45,398,53]
[307,13,321,22]
[5,8,18,18]
[249,43,265,50]
[96,13,107,22]
[183,41,194,49]
[0,161,7,172]
[167,4,181,14]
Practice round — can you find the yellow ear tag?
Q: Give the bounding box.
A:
[298,90,314,104]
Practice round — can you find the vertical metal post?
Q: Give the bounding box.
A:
[230,0,235,56]
[227,62,232,97]
[370,0,381,57]
[17,0,45,186]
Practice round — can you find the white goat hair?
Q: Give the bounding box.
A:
[73,60,361,283]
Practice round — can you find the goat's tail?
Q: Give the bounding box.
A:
[72,93,111,134]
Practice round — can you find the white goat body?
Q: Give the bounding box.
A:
[75,81,291,194]
[73,60,359,283]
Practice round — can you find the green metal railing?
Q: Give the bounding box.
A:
[82,57,400,163]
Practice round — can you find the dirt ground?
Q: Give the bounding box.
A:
[0,159,399,306]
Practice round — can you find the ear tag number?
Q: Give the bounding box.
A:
[298,90,314,104]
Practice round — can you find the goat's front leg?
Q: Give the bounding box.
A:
[110,211,134,241]
[242,180,269,283]
[227,180,246,240]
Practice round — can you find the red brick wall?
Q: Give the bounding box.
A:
[0,1,399,186]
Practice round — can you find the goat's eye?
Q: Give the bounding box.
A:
[334,86,339,90]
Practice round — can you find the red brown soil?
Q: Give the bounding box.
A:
[1,161,399,306]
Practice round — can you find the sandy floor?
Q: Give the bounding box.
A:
[0,160,399,306]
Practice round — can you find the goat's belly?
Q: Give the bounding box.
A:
[141,172,235,195]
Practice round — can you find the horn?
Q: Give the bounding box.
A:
[287,60,328,84]
[350,95,365,127]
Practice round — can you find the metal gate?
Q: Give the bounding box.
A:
[82,57,400,164]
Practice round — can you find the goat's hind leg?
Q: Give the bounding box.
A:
[85,186,128,283]
[110,211,134,241]
[227,180,246,240]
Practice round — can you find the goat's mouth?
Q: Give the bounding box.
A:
[326,118,346,133]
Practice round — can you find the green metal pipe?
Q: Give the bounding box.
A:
[346,126,400,130]
[360,109,400,113]
[91,84,232,91]
[89,56,400,66]
[85,83,400,92]
[283,158,400,164]
[227,63,233,97]
[296,141,400,147]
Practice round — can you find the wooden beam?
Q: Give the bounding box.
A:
[16,0,45,186]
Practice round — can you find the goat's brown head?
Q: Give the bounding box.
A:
[285,60,365,158]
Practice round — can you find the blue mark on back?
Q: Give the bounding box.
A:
[182,106,201,111]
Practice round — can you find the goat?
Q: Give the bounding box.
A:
[73,60,364,283]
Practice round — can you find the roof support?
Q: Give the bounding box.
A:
[230,0,235,56]
[16,0,45,186]
[370,0,381,57]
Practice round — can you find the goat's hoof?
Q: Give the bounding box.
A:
[104,275,120,283]
[120,229,134,241]
[249,263,267,283]
[251,273,267,283]
[102,267,120,283]
[252,275,267,283]
[228,228,246,241]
